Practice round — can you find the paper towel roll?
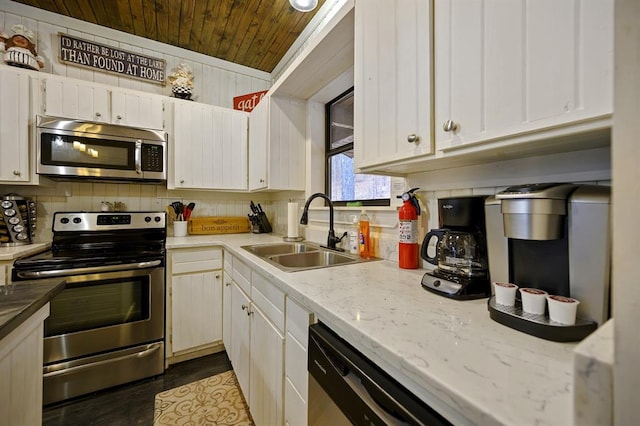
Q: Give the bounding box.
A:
[287,202,299,238]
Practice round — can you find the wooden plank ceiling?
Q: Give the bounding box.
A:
[11,0,327,73]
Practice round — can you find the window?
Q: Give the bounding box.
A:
[326,88,390,206]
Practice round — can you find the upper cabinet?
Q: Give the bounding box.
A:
[434,0,613,152]
[353,0,433,172]
[0,66,31,183]
[40,75,165,130]
[170,99,248,191]
[248,95,306,191]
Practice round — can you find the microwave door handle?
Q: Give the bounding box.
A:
[135,140,142,174]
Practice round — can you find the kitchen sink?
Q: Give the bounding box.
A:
[241,242,375,272]
[243,242,318,257]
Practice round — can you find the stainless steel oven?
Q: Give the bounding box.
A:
[13,211,166,405]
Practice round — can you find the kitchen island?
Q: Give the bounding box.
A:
[168,233,580,426]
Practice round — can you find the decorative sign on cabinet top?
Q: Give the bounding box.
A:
[58,33,166,85]
[233,90,268,112]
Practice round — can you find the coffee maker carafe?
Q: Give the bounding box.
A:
[420,196,490,299]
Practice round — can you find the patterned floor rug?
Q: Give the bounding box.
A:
[153,370,254,425]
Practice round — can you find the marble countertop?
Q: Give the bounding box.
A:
[0,278,65,340]
[167,234,579,425]
[0,242,50,261]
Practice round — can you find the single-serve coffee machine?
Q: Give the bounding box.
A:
[421,196,491,299]
[485,183,610,341]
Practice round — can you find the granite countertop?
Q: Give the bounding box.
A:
[0,278,65,340]
[167,234,580,425]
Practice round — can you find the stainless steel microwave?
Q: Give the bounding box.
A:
[36,115,167,182]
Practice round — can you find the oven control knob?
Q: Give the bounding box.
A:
[1,200,13,209]
[60,217,69,224]
[154,216,161,222]
[8,216,20,225]
[15,232,28,240]
[12,224,25,233]
[145,216,151,222]
[73,217,82,224]
[3,208,16,217]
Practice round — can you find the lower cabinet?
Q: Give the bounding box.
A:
[167,247,224,365]
[0,303,49,425]
[225,251,286,426]
[284,296,314,426]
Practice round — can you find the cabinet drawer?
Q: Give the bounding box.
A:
[285,331,308,400]
[233,257,251,295]
[171,248,222,274]
[286,297,313,346]
[252,272,285,332]
[285,378,307,426]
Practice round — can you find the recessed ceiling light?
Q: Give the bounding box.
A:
[289,0,318,12]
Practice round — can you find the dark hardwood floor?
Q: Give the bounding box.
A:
[43,351,232,426]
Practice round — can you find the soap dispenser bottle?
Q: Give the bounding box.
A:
[359,210,371,259]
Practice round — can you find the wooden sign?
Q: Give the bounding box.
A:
[233,90,268,112]
[58,33,166,85]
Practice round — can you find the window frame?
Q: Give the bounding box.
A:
[325,87,391,207]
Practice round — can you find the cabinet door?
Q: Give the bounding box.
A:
[171,271,223,353]
[222,271,233,358]
[434,0,613,151]
[354,0,433,170]
[172,101,248,190]
[248,95,306,191]
[230,282,252,399]
[250,303,285,426]
[111,90,164,130]
[0,67,30,182]
[43,77,110,122]
[248,96,269,190]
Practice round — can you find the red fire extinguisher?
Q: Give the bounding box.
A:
[398,188,420,269]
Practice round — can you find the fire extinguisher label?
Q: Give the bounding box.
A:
[399,220,418,244]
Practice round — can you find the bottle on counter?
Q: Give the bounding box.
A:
[349,215,359,255]
[359,210,371,259]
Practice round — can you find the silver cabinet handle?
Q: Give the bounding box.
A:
[12,170,21,176]
[443,120,458,132]
[407,134,419,143]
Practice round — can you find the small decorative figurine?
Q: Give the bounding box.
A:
[167,63,194,100]
[0,24,45,70]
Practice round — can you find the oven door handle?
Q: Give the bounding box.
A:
[16,260,162,279]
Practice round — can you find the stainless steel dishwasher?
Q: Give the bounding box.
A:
[308,322,451,426]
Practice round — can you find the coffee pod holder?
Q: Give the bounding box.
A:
[487,296,597,342]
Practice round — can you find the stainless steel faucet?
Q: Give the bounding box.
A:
[300,193,347,251]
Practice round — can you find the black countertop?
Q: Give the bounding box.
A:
[0,279,65,341]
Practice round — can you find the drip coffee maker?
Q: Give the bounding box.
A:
[420,196,490,299]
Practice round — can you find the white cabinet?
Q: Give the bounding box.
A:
[0,304,49,426]
[284,297,314,426]
[110,88,165,129]
[248,95,306,191]
[434,0,613,152]
[41,75,164,129]
[167,247,224,364]
[354,0,433,171]
[0,66,32,183]
[225,251,286,426]
[171,99,249,190]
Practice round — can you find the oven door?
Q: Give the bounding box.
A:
[43,266,165,365]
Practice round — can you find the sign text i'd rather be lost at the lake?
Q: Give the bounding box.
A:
[58,33,166,85]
